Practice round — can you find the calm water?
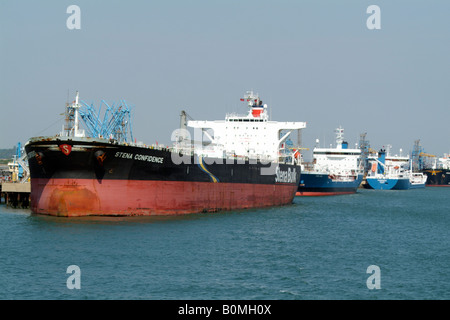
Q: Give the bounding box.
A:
[0,187,449,300]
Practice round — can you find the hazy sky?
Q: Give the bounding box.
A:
[1,0,449,158]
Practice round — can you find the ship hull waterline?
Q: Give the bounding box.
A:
[31,178,298,217]
[296,172,363,196]
[365,177,411,190]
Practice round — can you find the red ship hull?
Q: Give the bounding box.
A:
[31,178,297,217]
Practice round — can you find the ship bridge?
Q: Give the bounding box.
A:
[187,91,306,162]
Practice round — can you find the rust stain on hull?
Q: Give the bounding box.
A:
[47,185,100,217]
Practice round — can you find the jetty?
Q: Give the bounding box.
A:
[0,142,30,208]
[1,182,31,208]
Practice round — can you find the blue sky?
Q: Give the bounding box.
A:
[1,0,449,158]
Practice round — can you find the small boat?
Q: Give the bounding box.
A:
[409,172,427,189]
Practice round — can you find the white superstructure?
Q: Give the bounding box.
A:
[367,146,410,179]
[304,127,363,178]
[185,91,306,163]
[431,153,450,170]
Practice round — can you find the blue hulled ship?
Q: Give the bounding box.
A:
[365,147,426,190]
[296,127,364,196]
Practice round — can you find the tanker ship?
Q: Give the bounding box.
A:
[421,153,450,186]
[365,147,426,190]
[25,91,306,217]
[296,127,363,196]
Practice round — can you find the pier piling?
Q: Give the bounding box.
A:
[1,182,31,208]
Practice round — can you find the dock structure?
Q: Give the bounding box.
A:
[0,141,31,208]
[1,182,31,208]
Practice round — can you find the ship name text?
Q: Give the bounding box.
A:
[275,167,297,183]
[115,152,164,164]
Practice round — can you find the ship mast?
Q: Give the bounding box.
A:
[62,91,84,137]
[73,91,81,137]
[335,126,344,147]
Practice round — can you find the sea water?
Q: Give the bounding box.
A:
[0,187,449,300]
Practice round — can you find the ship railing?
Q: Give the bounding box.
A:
[329,175,356,182]
[112,140,299,166]
[170,146,296,165]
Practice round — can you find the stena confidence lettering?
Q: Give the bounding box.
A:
[115,152,164,164]
[275,166,297,183]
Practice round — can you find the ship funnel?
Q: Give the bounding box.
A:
[378,148,386,174]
